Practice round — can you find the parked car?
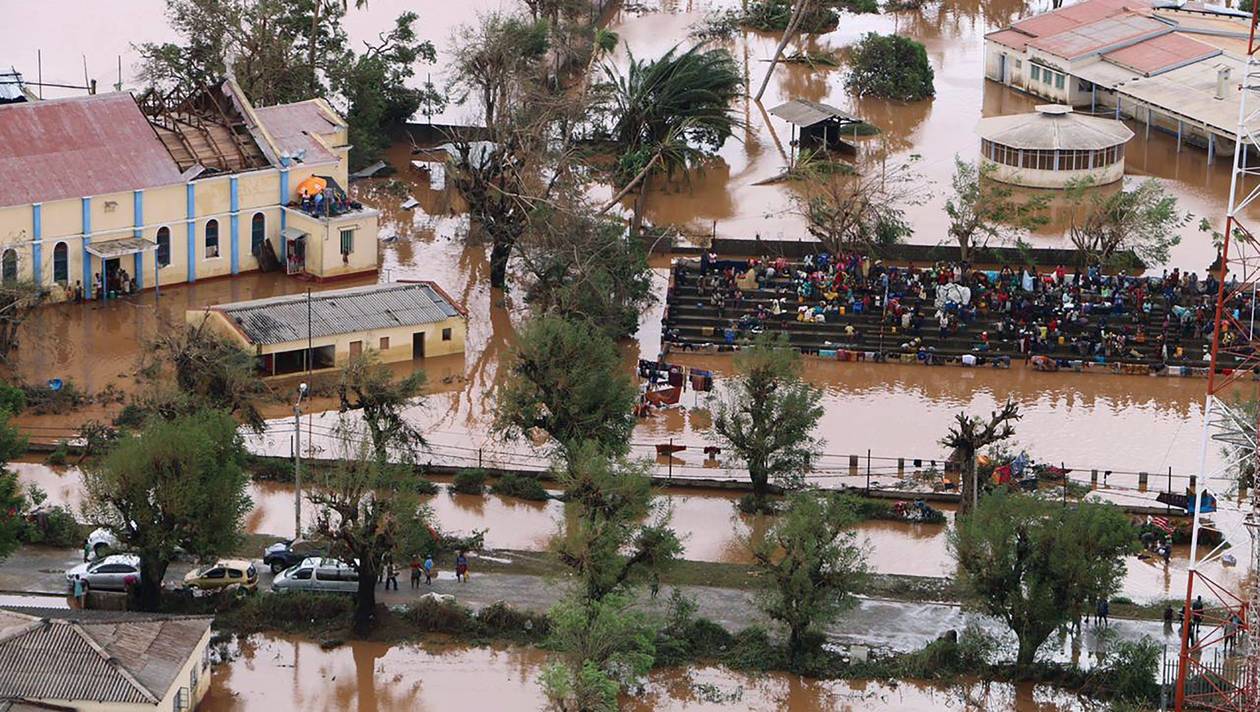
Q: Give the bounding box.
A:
[85,528,119,560]
[183,559,258,591]
[65,554,141,592]
[263,539,324,574]
[271,557,360,594]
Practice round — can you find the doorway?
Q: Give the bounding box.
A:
[104,257,120,298]
[998,53,1007,84]
[349,340,362,360]
[412,331,425,359]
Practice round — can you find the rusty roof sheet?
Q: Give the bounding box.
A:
[1102,32,1221,75]
[986,28,1037,50]
[0,92,183,209]
[254,99,343,165]
[0,611,209,706]
[1028,13,1172,58]
[211,281,464,345]
[1013,0,1151,35]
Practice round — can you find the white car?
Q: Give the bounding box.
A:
[65,554,141,591]
[85,528,119,559]
[271,557,360,594]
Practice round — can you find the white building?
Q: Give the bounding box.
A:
[984,0,1252,158]
[976,104,1135,188]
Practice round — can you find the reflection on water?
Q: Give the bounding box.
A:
[203,635,1088,711]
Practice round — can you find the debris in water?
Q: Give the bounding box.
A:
[401,197,419,210]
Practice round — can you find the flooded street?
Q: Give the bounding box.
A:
[203,635,1090,711]
[17,459,1238,602]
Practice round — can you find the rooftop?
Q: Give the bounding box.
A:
[1102,31,1220,75]
[210,281,466,346]
[254,98,344,165]
[0,93,185,209]
[1009,0,1152,38]
[1027,12,1172,59]
[768,100,862,128]
[0,609,210,705]
[976,104,1136,149]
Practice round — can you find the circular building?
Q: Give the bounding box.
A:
[975,104,1134,189]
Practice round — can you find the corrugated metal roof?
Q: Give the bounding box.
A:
[254,99,342,165]
[1028,13,1172,59]
[214,281,464,345]
[986,28,1037,50]
[0,93,184,209]
[0,611,209,706]
[1013,0,1152,36]
[768,100,861,128]
[975,105,1135,149]
[1102,31,1221,75]
[85,237,155,259]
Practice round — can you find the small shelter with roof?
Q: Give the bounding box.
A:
[769,100,866,160]
[975,104,1134,188]
[189,281,468,375]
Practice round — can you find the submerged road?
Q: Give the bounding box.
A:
[5,545,1174,666]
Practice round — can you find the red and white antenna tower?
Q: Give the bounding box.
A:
[1175,0,1260,708]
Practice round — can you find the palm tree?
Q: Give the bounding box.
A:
[595,44,741,235]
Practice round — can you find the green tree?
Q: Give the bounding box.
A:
[0,282,45,362]
[540,591,657,712]
[0,409,29,562]
[495,316,637,465]
[596,44,741,235]
[712,334,824,509]
[948,490,1136,667]
[1066,177,1188,268]
[338,352,427,465]
[82,410,251,610]
[518,204,654,339]
[845,33,935,101]
[941,401,1020,514]
[308,428,431,632]
[556,442,682,603]
[140,320,266,431]
[790,152,920,254]
[751,490,869,666]
[945,155,1050,262]
[449,12,550,128]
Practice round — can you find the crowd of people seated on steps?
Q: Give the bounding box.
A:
[664,249,1252,365]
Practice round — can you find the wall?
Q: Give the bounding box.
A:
[981,156,1126,188]
[260,315,468,371]
[282,208,379,279]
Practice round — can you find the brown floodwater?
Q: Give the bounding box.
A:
[17,460,1236,602]
[202,635,1089,711]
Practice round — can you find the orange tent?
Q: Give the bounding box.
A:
[296,176,327,197]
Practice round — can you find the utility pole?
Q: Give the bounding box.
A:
[293,382,308,539]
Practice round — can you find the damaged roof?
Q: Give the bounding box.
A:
[769,99,862,127]
[0,609,210,705]
[253,98,343,165]
[0,93,184,209]
[210,281,466,346]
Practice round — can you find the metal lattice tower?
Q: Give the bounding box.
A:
[1175,3,1260,708]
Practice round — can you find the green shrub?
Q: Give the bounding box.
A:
[476,601,550,642]
[20,506,81,547]
[742,0,875,32]
[491,473,550,501]
[845,33,936,101]
[22,379,87,415]
[402,597,475,633]
[218,592,354,633]
[452,468,488,495]
[1087,638,1161,705]
[248,456,295,482]
[721,626,786,671]
[47,440,70,466]
[413,477,440,495]
[0,382,26,414]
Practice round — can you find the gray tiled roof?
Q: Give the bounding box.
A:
[0,610,210,705]
[213,281,463,346]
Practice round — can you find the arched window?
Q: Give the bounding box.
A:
[204,219,219,258]
[251,213,266,256]
[2,250,17,285]
[156,227,171,267]
[52,242,68,284]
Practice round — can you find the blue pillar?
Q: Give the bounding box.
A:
[132,190,144,290]
[230,177,240,275]
[185,183,197,283]
[279,169,289,262]
[31,204,41,288]
[81,197,93,300]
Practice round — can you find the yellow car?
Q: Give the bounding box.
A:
[183,559,258,591]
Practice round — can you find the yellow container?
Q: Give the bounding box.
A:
[838,307,845,315]
[1058,336,1065,345]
